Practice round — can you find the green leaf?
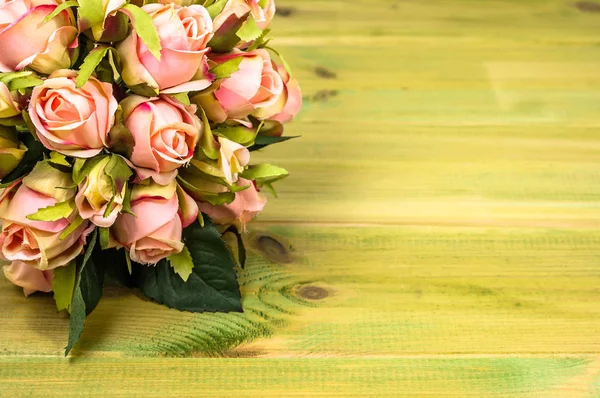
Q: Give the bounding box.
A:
[229,181,251,193]
[208,12,246,53]
[76,46,110,88]
[168,246,194,282]
[65,288,86,356]
[52,261,77,313]
[127,83,159,97]
[60,215,84,240]
[214,125,258,146]
[206,0,228,19]
[45,0,78,22]
[0,71,33,85]
[198,107,219,160]
[121,4,162,60]
[21,110,39,140]
[262,182,277,197]
[99,227,110,249]
[48,151,72,173]
[132,218,242,312]
[79,230,102,315]
[125,250,132,275]
[49,151,70,167]
[236,15,262,42]
[170,92,190,106]
[103,194,116,218]
[210,57,243,79]
[247,28,271,51]
[66,229,103,356]
[0,134,44,186]
[7,75,43,91]
[78,0,105,29]
[223,226,246,268]
[249,134,299,151]
[121,185,134,216]
[104,154,132,194]
[240,163,289,185]
[26,199,75,222]
[0,116,23,126]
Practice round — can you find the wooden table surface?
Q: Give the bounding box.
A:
[2,0,600,396]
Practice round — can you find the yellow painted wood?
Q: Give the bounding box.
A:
[2,0,600,396]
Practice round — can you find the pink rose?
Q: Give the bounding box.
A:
[117,3,213,93]
[29,70,118,158]
[112,180,198,265]
[122,95,203,182]
[199,178,266,229]
[0,0,78,74]
[192,49,284,123]
[0,169,94,270]
[254,64,302,123]
[211,0,275,50]
[3,260,52,296]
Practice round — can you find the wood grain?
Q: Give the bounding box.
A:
[1,0,600,396]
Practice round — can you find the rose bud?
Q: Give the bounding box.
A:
[0,0,78,74]
[112,179,198,265]
[80,0,128,43]
[117,3,213,94]
[3,261,53,296]
[0,126,26,179]
[75,156,128,228]
[191,49,284,123]
[121,95,203,184]
[217,137,250,185]
[210,0,275,52]
[177,136,249,205]
[0,162,94,271]
[253,64,302,123]
[0,81,20,119]
[198,178,266,230]
[29,70,118,158]
[177,165,232,204]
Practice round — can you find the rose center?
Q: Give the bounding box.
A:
[156,128,190,158]
[2,226,40,259]
[181,16,198,39]
[40,87,94,123]
[45,93,79,121]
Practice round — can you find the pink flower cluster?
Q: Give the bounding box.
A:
[0,0,301,296]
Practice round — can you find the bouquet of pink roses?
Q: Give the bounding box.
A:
[0,0,301,355]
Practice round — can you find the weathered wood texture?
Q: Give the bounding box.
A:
[1,0,600,396]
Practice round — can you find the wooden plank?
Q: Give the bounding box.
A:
[0,357,597,397]
[1,0,600,396]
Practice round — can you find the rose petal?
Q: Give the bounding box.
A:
[3,261,53,296]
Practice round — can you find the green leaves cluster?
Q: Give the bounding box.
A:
[61,218,242,355]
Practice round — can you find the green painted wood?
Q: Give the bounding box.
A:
[1,0,600,395]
